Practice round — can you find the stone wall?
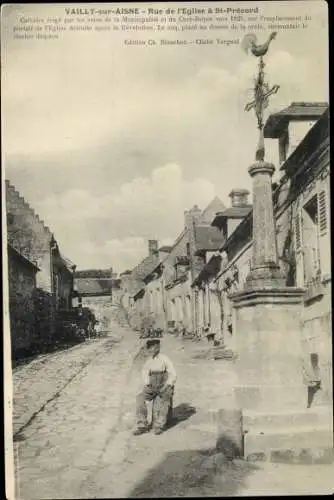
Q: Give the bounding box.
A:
[8,247,38,356]
[6,181,56,352]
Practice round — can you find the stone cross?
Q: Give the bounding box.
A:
[245,56,280,161]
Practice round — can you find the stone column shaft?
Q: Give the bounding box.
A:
[245,160,285,289]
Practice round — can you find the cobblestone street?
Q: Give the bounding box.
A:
[12,312,334,498]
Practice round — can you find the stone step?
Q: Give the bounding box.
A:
[187,422,333,464]
[243,406,333,431]
[244,424,333,463]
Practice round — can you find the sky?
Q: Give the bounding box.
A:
[2,1,328,273]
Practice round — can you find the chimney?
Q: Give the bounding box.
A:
[148,239,158,256]
[228,189,250,208]
[184,204,202,230]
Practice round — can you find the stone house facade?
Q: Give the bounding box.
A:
[6,180,76,356]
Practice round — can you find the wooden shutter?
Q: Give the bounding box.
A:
[318,189,328,236]
[317,188,330,278]
[294,210,302,251]
[294,208,304,287]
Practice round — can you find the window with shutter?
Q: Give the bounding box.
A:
[318,190,327,235]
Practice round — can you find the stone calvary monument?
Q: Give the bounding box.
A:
[224,32,333,462]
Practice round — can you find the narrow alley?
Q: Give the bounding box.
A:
[12,307,333,499]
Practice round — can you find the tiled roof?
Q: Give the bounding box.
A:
[132,254,160,281]
[75,278,112,296]
[194,225,225,252]
[264,102,329,138]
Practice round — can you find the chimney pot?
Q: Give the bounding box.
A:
[228,189,250,207]
[184,205,202,229]
[148,239,158,256]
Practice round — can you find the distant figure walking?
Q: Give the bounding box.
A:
[133,337,176,435]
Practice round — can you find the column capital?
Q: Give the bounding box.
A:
[248,161,275,178]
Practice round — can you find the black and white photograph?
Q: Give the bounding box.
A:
[2,1,332,498]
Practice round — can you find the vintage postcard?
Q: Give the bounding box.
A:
[2,1,332,498]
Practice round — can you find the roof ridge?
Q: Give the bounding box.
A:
[290,101,329,107]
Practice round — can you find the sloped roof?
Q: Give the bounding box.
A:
[264,102,329,138]
[280,108,329,174]
[194,225,225,253]
[129,279,146,298]
[158,245,173,253]
[198,196,226,224]
[212,205,252,229]
[75,269,112,278]
[192,254,222,287]
[133,287,145,301]
[59,253,75,271]
[7,244,40,270]
[132,254,159,280]
[75,278,112,296]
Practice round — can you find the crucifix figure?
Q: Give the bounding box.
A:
[241,33,279,161]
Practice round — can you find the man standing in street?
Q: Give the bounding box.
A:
[133,338,176,435]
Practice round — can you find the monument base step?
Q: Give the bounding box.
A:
[189,406,333,464]
[243,406,333,430]
[244,424,333,464]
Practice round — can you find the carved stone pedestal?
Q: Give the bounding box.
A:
[230,288,306,411]
[229,288,333,463]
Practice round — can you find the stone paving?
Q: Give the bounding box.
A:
[11,316,334,499]
[12,337,118,437]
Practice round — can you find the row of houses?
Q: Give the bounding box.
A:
[120,101,331,402]
[5,181,77,359]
